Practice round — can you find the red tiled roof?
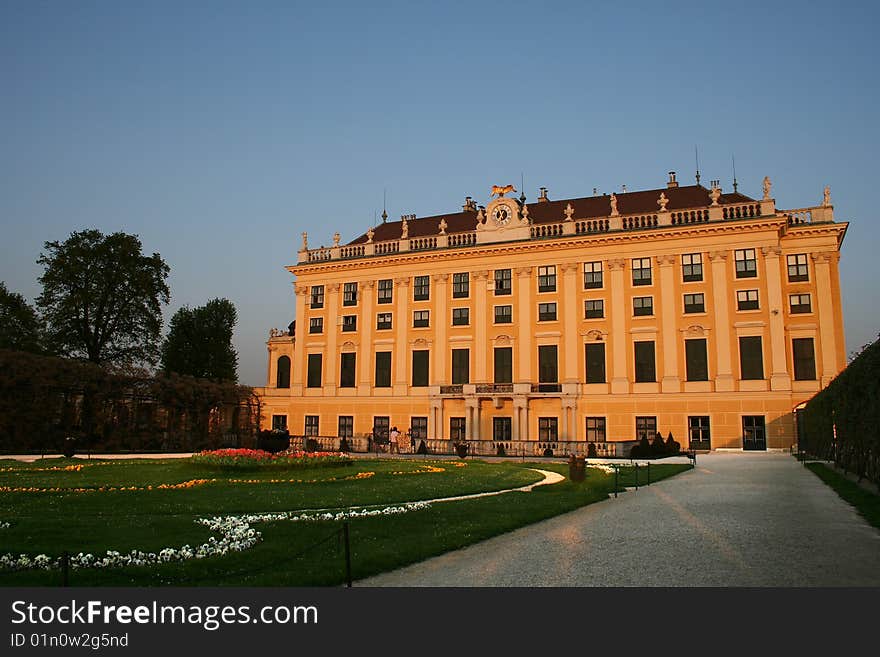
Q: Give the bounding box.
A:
[347,185,756,245]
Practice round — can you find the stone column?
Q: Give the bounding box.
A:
[292,284,308,394]
[358,280,375,393]
[561,263,579,383]
[473,270,489,383]
[515,267,533,383]
[432,273,448,385]
[608,259,628,394]
[762,246,791,391]
[709,251,734,391]
[512,398,523,440]
[393,277,410,394]
[812,252,840,386]
[657,255,680,392]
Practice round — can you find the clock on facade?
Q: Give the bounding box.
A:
[493,203,512,226]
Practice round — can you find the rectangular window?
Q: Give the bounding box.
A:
[271,414,287,431]
[632,257,652,286]
[793,338,817,381]
[452,307,470,326]
[338,416,353,439]
[342,315,357,332]
[374,351,392,388]
[584,299,604,319]
[310,285,324,309]
[377,279,393,304]
[538,345,558,383]
[688,416,710,449]
[343,282,358,306]
[739,336,764,380]
[494,269,512,295]
[538,265,557,292]
[684,293,705,314]
[538,302,557,321]
[449,417,466,441]
[494,347,513,384]
[586,417,606,442]
[737,289,759,311]
[452,348,470,384]
[376,312,392,330]
[494,305,512,324]
[340,352,356,388]
[735,248,757,278]
[636,416,657,441]
[787,254,809,282]
[789,294,812,314]
[412,350,429,387]
[452,272,470,298]
[411,417,428,441]
[585,343,606,384]
[685,338,709,381]
[634,341,656,382]
[413,275,430,301]
[493,417,512,441]
[633,296,654,316]
[309,317,324,334]
[584,261,603,289]
[304,415,319,436]
[413,310,430,328]
[538,417,559,441]
[682,253,703,282]
[307,353,322,388]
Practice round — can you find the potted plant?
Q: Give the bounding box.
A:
[454,442,469,459]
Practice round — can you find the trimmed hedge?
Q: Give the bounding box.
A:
[799,334,880,487]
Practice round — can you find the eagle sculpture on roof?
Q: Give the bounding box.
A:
[491,184,516,198]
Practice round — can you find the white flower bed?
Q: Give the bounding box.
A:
[0,502,431,572]
[588,464,617,474]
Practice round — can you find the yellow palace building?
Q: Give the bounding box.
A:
[256,172,847,455]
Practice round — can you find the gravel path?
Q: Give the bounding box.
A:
[356,452,880,586]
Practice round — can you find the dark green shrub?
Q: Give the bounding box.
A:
[455,442,469,458]
[587,442,597,458]
[62,436,76,458]
[305,438,319,453]
[416,440,428,455]
[257,429,290,454]
[665,431,681,454]
[652,431,667,456]
[496,444,506,456]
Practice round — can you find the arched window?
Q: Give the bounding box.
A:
[276,356,291,388]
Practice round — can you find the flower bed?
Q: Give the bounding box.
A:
[190,448,352,470]
[0,502,431,572]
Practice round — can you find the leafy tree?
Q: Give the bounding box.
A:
[161,298,238,381]
[36,230,170,368]
[0,282,45,353]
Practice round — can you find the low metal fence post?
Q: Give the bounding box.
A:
[614,465,618,498]
[634,463,639,490]
[647,462,651,485]
[343,522,352,588]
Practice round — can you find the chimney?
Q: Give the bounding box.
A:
[667,171,679,188]
[538,187,549,203]
[462,196,477,212]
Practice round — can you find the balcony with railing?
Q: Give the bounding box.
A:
[298,196,833,265]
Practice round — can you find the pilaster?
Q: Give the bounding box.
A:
[656,254,680,392]
[393,277,410,394]
[812,252,840,386]
[608,258,629,394]
[709,250,734,391]
[762,246,791,391]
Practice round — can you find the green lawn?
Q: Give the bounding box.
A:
[0,456,692,586]
[805,462,880,530]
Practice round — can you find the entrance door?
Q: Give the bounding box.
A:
[742,416,766,450]
[493,417,512,441]
[450,417,466,441]
[372,416,389,446]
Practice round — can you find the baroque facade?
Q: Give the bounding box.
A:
[256,172,847,454]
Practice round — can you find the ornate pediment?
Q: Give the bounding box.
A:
[475,187,531,244]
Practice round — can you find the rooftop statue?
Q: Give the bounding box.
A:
[491,184,516,198]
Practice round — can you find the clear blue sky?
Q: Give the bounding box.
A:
[1,0,878,385]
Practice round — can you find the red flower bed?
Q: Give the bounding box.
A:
[191,448,351,470]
